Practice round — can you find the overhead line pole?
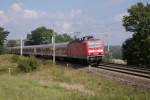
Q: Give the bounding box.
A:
[20,37,23,56]
[52,29,56,64]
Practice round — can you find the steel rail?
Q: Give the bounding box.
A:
[94,64,150,79]
[101,63,150,71]
[99,64,150,75]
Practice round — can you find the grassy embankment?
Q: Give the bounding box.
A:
[0,54,150,100]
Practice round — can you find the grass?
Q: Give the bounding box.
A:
[0,54,17,69]
[0,54,150,100]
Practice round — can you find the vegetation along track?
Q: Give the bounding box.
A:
[95,63,150,79]
[55,61,150,79]
[43,60,150,89]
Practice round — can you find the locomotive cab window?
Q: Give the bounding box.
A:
[88,42,101,48]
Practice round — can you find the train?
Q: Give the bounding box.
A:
[8,36,104,65]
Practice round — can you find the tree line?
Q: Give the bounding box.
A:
[0,27,9,53]
[0,26,73,48]
[25,26,73,45]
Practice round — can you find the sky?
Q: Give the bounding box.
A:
[0,0,149,45]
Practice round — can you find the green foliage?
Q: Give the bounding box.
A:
[0,27,9,53]
[55,33,73,43]
[18,57,30,73]
[28,56,39,70]
[123,2,150,33]
[122,2,150,67]
[25,26,53,45]
[0,27,9,46]
[25,26,73,45]
[7,40,18,47]
[18,56,39,73]
[11,55,19,63]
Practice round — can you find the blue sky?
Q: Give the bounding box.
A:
[0,0,148,45]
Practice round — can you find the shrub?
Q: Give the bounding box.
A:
[17,56,39,73]
[11,55,19,63]
[28,56,39,70]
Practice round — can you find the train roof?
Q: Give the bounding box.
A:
[70,38,102,44]
[8,42,69,49]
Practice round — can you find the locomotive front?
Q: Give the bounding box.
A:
[86,39,104,65]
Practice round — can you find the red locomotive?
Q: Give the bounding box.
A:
[8,36,104,65]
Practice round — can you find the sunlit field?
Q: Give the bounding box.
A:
[0,54,150,100]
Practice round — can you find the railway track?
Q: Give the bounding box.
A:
[103,63,150,71]
[56,61,150,80]
[56,61,150,79]
[95,63,150,79]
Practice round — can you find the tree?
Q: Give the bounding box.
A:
[122,2,150,67]
[25,26,53,45]
[25,26,73,45]
[55,33,73,43]
[0,27,9,53]
[7,40,18,47]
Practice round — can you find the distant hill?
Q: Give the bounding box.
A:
[105,45,122,59]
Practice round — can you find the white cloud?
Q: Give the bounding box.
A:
[50,9,83,33]
[10,3,47,19]
[24,9,39,19]
[23,9,48,19]
[0,10,10,25]
[11,3,23,12]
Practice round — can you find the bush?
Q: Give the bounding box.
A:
[18,56,39,73]
[29,56,39,70]
[11,55,19,63]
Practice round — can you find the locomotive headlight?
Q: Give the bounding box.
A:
[97,49,103,52]
[88,50,95,53]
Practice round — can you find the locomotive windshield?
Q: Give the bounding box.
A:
[88,41,102,48]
